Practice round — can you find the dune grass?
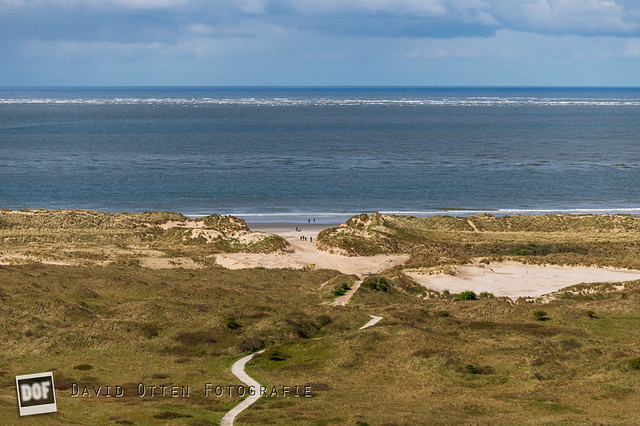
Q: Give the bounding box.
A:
[3,211,640,424]
[317,213,640,269]
[0,209,289,268]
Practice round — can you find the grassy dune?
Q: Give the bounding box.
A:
[2,211,640,424]
[247,279,640,424]
[0,209,289,267]
[0,264,358,424]
[317,213,640,269]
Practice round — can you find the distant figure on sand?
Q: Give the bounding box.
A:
[310,237,313,243]
[308,219,311,223]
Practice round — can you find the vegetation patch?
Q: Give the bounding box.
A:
[316,213,640,270]
[362,276,390,292]
[534,310,550,321]
[458,291,477,301]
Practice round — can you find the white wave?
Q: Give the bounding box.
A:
[1,97,640,106]
[181,208,640,220]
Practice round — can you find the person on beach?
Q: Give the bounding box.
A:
[310,236,313,243]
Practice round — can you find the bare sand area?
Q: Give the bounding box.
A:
[406,262,640,298]
[215,222,408,275]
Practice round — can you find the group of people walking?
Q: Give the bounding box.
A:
[295,223,314,243]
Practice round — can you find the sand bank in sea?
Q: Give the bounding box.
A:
[406,262,640,298]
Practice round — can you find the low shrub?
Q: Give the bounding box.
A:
[267,349,291,361]
[362,276,389,292]
[458,291,477,300]
[533,310,549,321]
[333,282,352,296]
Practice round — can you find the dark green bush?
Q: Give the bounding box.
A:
[458,291,477,301]
[333,282,352,296]
[267,349,291,361]
[362,276,389,292]
[629,358,640,370]
[533,310,549,321]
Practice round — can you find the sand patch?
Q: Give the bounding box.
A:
[217,223,408,275]
[406,262,640,298]
[158,220,204,230]
[139,257,201,269]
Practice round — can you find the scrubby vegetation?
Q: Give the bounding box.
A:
[317,213,640,269]
[458,290,477,301]
[3,211,640,424]
[0,209,289,267]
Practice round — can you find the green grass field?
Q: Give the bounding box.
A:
[2,210,640,424]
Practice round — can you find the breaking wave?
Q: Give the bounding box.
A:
[2,96,640,106]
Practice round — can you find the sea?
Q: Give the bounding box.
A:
[1,87,639,223]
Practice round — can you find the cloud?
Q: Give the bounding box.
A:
[492,0,637,36]
[0,0,188,8]
[3,0,640,38]
[1,0,640,86]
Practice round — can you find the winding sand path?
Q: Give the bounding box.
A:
[220,349,265,426]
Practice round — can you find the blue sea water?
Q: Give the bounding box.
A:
[1,87,639,222]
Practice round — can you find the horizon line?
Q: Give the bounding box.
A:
[1,85,640,90]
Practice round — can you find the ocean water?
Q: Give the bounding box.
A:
[1,87,639,222]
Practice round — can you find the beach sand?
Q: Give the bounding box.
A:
[214,222,409,275]
[217,223,640,298]
[406,261,640,298]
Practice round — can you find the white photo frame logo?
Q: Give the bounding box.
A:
[15,372,57,416]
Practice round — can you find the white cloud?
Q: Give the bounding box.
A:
[237,0,267,14]
[496,0,635,35]
[23,39,167,58]
[186,21,288,37]
[0,0,188,8]
[286,0,446,16]
[626,39,640,56]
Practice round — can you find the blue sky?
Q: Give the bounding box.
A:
[1,0,639,86]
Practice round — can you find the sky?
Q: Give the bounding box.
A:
[1,0,639,86]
